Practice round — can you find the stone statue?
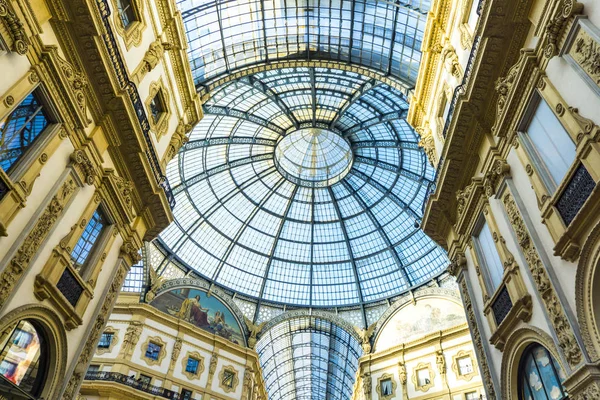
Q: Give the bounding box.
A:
[145,268,164,302]
[244,316,267,349]
[136,39,175,81]
[353,323,376,354]
[362,373,371,396]
[207,353,218,386]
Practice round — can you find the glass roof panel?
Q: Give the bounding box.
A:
[178,0,430,88]
[159,67,448,307]
[256,316,362,400]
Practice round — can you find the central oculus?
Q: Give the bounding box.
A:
[274,128,353,187]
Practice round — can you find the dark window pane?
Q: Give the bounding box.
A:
[519,344,566,400]
[98,332,113,349]
[117,0,136,27]
[149,93,165,124]
[0,92,49,173]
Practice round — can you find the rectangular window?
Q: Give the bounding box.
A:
[145,342,162,360]
[87,364,100,373]
[474,219,504,291]
[465,392,479,400]
[0,91,50,173]
[116,0,137,28]
[139,374,152,385]
[522,97,576,190]
[97,332,113,349]
[185,357,199,374]
[457,356,474,375]
[149,92,166,124]
[180,389,193,400]
[380,378,393,395]
[416,368,430,386]
[71,209,107,272]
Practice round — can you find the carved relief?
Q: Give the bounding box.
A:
[57,56,90,124]
[483,160,510,197]
[70,150,96,186]
[441,45,462,79]
[163,121,191,168]
[207,353,218,386]
[0,178,77,310]
[118,321,143,359]
[0,0,28,54]
[354,323,376,354]
[136,39,174,82]
[502,192,582,367]
[362,372,372,397]
[544,0,583,57]
[459,279,497,399]
[567,21,600,94]
[416,126,437,165]
[244,316,266,349]
[63,263,128,399]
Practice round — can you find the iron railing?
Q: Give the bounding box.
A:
[85,371,181,399]
[95,0,176,209]
[556,164,596,226]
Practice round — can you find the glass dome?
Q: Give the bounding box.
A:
[274,128,353,187]
[159,67,448,307]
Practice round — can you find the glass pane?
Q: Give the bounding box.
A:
[0,321,43,393]
[0,92,49,173]
[98,332,113,348]
[527,99,576,187]
[71,209,107,270]
[519,344,566,400]
[145,343,161,360]
[475,220,504,290]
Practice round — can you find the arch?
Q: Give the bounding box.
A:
[575,219,600,361]
[149,278,248,345]
[258,309,363,343]
[372,287,463,350]
[198,60,413,102]
[0,304,67,400]
[501,327,567,400]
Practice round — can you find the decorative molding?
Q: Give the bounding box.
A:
[62,262,129,399]
[376,373,397,400]
[135,39,174,82]
[181,351,205,380]
[141,335,167,367]
[500,326,567,400]
[0,0,28,54]
[207,353,218,387]
[0,305,67,399]
[502,191,582,368]
[459,279,497,399]
[96,326,119,355]
[145,79,171,139]
[109,0,145,49]
[0,177,77,310]
[118,321,143,359]
[218,365,239,393]
[451,349,477,381]
[362,373,372,397]
[411,362,434,392]
[149,279,248,341]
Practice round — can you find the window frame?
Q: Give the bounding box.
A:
[518,343,566,400]
[517,93,576,194]
[70,207,110,279]
[0,86,60,181]
[472,214,505,294]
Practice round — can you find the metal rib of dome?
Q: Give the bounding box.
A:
[178,0,430,89]
[255,316,362,400]
[159,67,448,307]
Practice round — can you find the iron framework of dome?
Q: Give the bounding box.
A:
[159,64,447,307]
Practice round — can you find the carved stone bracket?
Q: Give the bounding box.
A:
[0,0,28,54]
[544,0,584,58]
[70,150,96,186]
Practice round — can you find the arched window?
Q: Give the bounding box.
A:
[0,320,48,398]
[519,344,566,400]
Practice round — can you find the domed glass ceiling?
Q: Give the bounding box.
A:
[274,128,353,187]
[159,66,448,307]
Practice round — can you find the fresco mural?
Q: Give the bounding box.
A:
[150,287,244,345]
[375,297,466,351]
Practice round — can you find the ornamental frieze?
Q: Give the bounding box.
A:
[502,191,582,368]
